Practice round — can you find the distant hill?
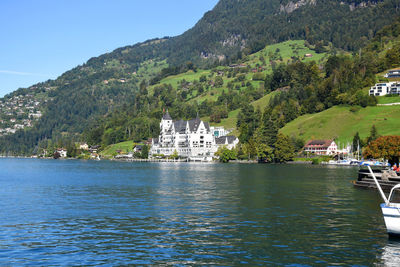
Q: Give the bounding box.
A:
[0,0,400,154]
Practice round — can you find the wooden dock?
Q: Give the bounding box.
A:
[353,168,400,192]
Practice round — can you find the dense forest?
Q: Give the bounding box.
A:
[0,0,400,155]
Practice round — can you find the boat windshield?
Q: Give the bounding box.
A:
[389,185,400,203]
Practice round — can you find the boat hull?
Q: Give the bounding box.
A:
[381,204,400,236]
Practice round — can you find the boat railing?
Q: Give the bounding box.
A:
[368,165,389,205]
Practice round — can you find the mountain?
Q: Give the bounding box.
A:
[0,0,400,155]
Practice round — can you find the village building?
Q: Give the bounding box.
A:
[150,111,238,161]
[369,82,400,96]
[56,148,67,158]
[303,140,337,155]
[134,145,143,153]
[384,69,400,78]
[369,83,393,96]
[89,145,100,154]
[390,82,400,95]
[79,143,89,150]
[215,136,239,150]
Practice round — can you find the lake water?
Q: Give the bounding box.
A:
[0,158,399,265]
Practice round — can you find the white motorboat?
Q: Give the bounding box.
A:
[368,166,400,236]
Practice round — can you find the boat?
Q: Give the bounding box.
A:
[368,166,400,237]
[359,160,390,167]
[327,159,360,166]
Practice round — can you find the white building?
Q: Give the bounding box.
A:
[369,83,393,96]
[369,82,400,96]
[56,148,67,158]
[211,126,232,138]
[384,69,400,78]
[150,111,238,160]
[390,82,400,95]
[303,140,337,155]
[215,136,239,150]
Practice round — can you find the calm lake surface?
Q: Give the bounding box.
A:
[0,158,399,265]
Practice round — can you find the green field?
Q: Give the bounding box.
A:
[157,69,210,88]
[100,140,135,158]
[377,95,400,104]
[280,105,400,144]
[252,91,279,110]
[147,40,329,103]
[246,40,328,70]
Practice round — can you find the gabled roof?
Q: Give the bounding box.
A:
[188,117,202,132]
[305,140,334,148]
[216,136,237,145]
[162,111,172,120]
[174,120,187,133]
[203,121,210,132]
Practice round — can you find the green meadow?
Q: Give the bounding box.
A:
[280,105,400,144]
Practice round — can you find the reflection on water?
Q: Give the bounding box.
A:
[381,240,400,267]
[0,159,397,265]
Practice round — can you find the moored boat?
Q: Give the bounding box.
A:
[368,166,400,237]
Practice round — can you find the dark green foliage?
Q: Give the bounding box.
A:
[237,103,259,143]
[141,145,149,159]
[352,132,363,153]
[367,125,380,144]
[215,146,237,163]
[274,133,294,163]
[214,76,224,87]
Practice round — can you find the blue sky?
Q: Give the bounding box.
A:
[0,0,219,97]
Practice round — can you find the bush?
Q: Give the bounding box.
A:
[349,106,361,113]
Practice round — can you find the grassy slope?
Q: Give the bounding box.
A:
[180,41,328,128]
[149,40,329,100]
[280,105,400,144]
[246,40,327,70]
[377,96,400,104]
[100,140,135,158]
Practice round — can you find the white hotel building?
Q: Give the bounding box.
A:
[369,82,400,96]
[150,111,238,160]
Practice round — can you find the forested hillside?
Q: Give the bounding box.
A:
[0,0,399,155]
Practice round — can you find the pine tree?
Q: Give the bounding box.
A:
[367,125,379,144]
[352,132,361,153]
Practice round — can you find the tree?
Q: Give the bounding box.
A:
[352,132,362,153]
[256,143,274,163]
[169,149,179,160]
[66,143,77,158]
[199,75,207,83]
[274,133,294,163]
[242,138,257,160]
[363,136,400,165]
[215,146,237,163]
[256,117,278,147]
[141,144,149,159]
[367,125,379,144]
[215,76,224,87]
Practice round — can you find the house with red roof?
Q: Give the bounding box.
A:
[303,140,337,155]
